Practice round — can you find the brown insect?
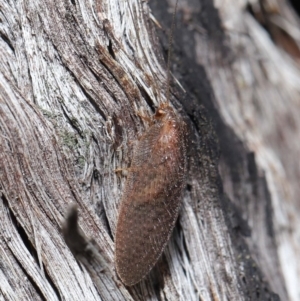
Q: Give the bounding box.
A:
[115,0,187,286]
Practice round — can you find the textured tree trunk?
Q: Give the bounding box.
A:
[0,0,299,300]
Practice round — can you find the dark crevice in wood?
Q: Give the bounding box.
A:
[186,183,192,192]
[246,2,272,39]
[261,176,275,239]
[247,1,300,61]
[137,83,156,113]
[12,256,47,301]
[101,206,113,240]
[123,33,136,58]
[3,196,39,265]
[111,113,124,151]
[67,65,108,121]
[247,152,258,197]
[2,196,58,301]
[149,265,164,301]
[43,262,62,301]
[290,0,300,15]
[97,206,112,238]
[107,39,116,60]
[175,219,191,265]
[0,32,15,53]
[59,103,84,138]
[88,65,121,106]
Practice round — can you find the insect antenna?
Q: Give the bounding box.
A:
[165,0,179,106]
[127,0,179,111]
[127,1,161,110]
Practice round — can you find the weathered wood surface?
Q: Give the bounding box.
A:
[0,0,299,300]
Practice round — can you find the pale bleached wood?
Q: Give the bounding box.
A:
[214,1,300,300]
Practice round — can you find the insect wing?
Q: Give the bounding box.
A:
[115,113,186,286]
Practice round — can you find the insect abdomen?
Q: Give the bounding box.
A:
[115,106,187,286]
